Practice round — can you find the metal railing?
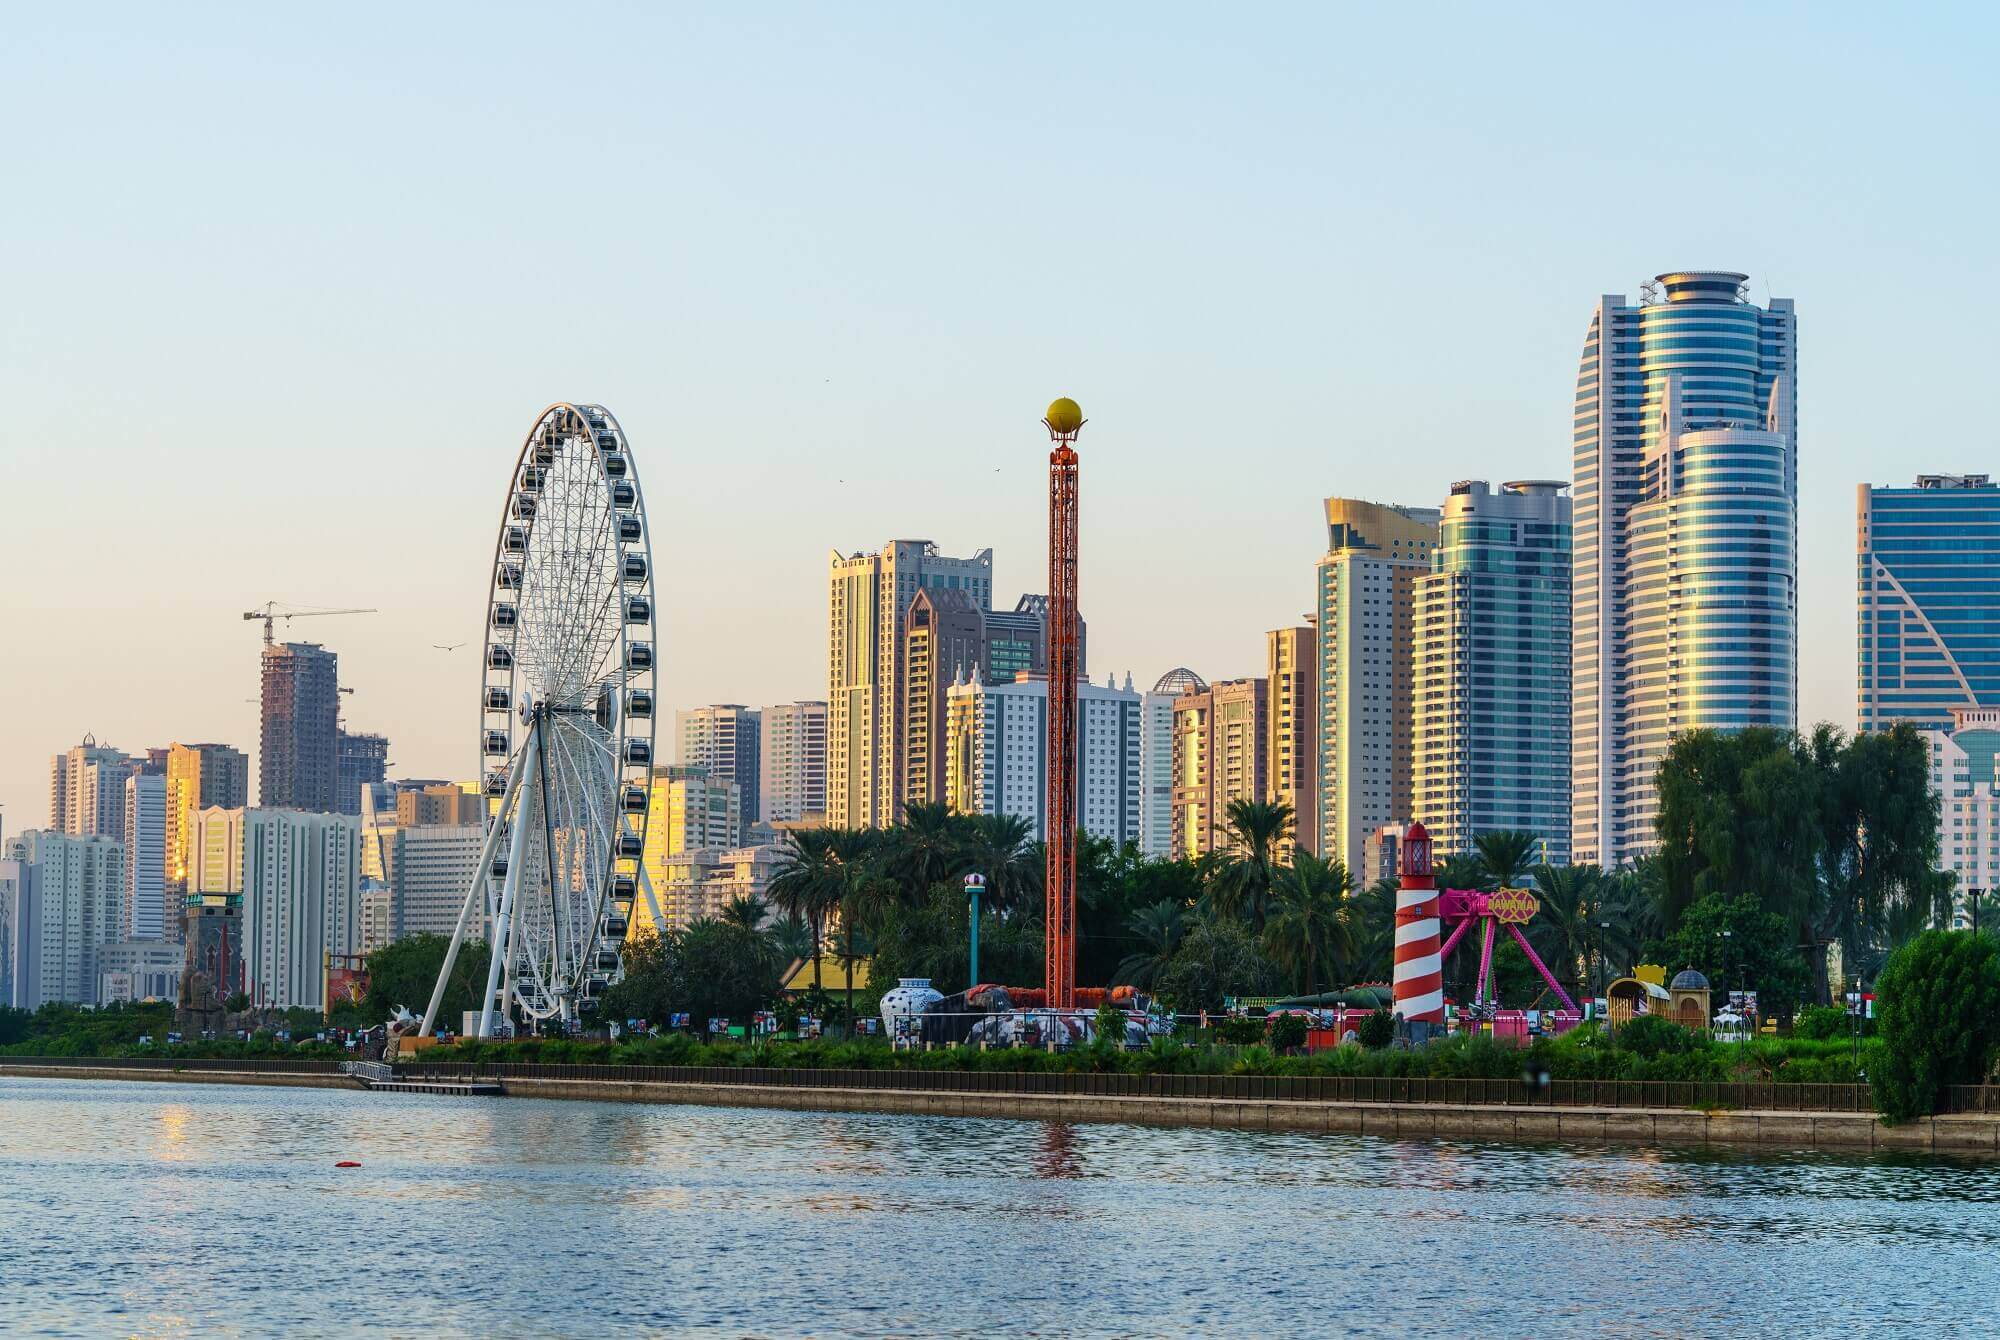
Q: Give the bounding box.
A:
[390,1060,1983,1114]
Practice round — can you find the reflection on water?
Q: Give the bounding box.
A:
[2,1076,1998,1336]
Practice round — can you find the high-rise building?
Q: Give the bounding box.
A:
[389,781,483,827]
[1414,480,1573,863]
[335,730,390,816]
[236,809,362,1009]
[827,541,992,828]
[983,594,1084,684]
[260,642,340,811]
[1139,669,1204,858]
[1170,677,1269,860]
[903,589,990,811]
[634,766,743,935]
[122,771,169,940]
[165,743,250,909]
[1623,379,1797,849]
[759,701,827,824]
[1316,499,1438,873]
[3,830,124,1007]
[1921,708,2000,922]
[1858,474,2000,732]
[1265,627,1316,860]
[386,825,483,939]
[677,705,763,824]
[190,806,248,897]
[944,674,1141,847]
[49,736,135,838]
[1572,271,1796,867]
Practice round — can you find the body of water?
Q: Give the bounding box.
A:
[2,1075,1996,1336]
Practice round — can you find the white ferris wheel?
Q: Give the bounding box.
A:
[422,402,661,1038]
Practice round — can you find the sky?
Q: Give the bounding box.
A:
[4,3,1998,831]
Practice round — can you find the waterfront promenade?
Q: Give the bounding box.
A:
[7,1058,1996,1155]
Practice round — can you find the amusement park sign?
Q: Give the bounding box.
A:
[1489,887,1540,925]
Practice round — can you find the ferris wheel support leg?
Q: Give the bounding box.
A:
[479,732,540,1039]
[637,859,665,935]
[418,772,519,1038]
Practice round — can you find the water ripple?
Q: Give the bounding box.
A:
[2,1076,1996,1336]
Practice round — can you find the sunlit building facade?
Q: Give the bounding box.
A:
[827,541,992,827]
[1571,271,1796,866]
[1315,498,1437,874]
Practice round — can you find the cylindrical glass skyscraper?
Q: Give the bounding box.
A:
[1571,272,1797,866]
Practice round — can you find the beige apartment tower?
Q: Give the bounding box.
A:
[827,541,992,828]
[1170,677,1268,860]
[1265,626,1316,860]
[1315,498,1439,875]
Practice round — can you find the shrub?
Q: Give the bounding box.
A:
[1356,1009,1394,1050]
[1874,931,2000,1123]
[1267,1014,1308,1052]
[1792,1005,1853,1041]
[1614,1015,1698,1059]
[1218,1016,1266,1046]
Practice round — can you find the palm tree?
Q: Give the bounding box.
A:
[1210,799,1293,931]
[1113,899,1184,991]
[1473,830,1540,890]
[765,911,816,970]
[768,832,846,995]
[1262,854,1354,997]
[1348,877,1400,982]
[962,813,1040,913]
[720,893,768,934]
[822,827,884,1028]
[1529,862,1607,1002]
[889,802,970,902]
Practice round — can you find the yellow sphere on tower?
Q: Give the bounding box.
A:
[1044,397,1084,437]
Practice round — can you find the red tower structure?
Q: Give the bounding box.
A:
[1043,397,1084,1009]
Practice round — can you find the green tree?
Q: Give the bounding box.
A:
[1261,854,1353,996]
[1642,891,1813,1019]
[1654,723,1942,1002]
[769,832,846,995]
[357,933,491,1028]
[1347,877,1401,984]
[867,880,1042,994]
[1472,830,1540,890]
[1153,917,1281,1012]
[765,911,816,970]
[1873,930,2000,1122]
[720,893,768,934]
[1209,799,1293,930]
[960,812,1041,914]
[888,802,971,902]
[601,921,783,1033]
[1113,899,1185,992]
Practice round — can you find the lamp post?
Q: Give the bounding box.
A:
[964,872,986,989]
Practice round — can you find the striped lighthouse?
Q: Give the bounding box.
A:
[1391,821,1445,1025]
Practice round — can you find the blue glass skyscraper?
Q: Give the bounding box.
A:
[1858,474,2000,731]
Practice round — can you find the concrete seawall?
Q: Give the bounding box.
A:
[10,1064,1996,1155]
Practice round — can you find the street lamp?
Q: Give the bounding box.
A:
[964,872,986,988]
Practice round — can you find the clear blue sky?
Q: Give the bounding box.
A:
[4,4,1995,828]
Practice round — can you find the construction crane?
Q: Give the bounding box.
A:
[243,602,378,646]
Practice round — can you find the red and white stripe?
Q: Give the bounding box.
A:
[1392,887,1445,1023]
